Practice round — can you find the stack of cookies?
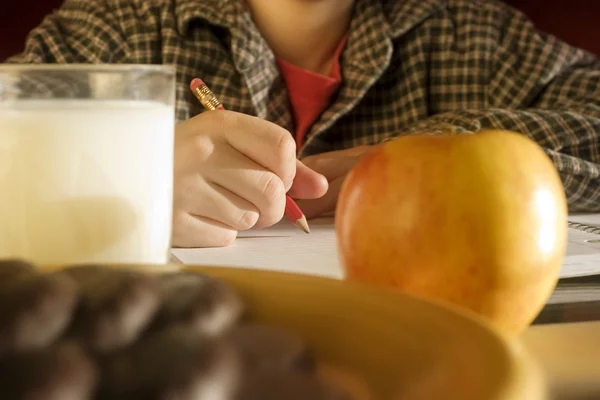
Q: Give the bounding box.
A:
[0,260,349,400]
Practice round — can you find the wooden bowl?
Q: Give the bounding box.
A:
[40,263,546,399]
[184,266,546,400]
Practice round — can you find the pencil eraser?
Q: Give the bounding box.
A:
[190,78,205,91]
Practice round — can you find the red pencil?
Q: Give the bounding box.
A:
[189,78,310,234]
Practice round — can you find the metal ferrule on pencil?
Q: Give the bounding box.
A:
[191,85,223,111]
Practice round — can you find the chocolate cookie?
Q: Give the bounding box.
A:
[226,324,315,374]
[0,259,37,283]
[238,371,350,400]
[148,272,243,336]
[0,269,78,354]
[0,341,97,400]
[62,265,161,352]
[98,326,240,400]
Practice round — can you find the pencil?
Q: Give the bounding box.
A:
[189,78,310,234]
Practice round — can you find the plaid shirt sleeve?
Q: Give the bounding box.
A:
[5,0,128,64]
[397,9,600,213]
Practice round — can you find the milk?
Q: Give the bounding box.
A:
[0,100,174,265]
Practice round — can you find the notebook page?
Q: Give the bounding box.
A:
[560,252,600,279]
[569,214,600,228]
[170,217,343,279]
[171,214,600,279]
[567,229,600,256]
[562,214,600,278]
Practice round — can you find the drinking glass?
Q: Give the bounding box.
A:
[0,65,175,265]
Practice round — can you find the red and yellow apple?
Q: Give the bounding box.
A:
[336,130,568,335]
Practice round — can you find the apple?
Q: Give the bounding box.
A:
[336,130,568,335]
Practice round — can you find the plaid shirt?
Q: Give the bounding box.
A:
[6,0,600,212]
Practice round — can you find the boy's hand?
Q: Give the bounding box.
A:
[172,111,328,248]
[296,145,376,219]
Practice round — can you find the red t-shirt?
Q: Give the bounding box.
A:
[276,36,347,149]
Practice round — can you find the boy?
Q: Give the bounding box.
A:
[7,0,600,247]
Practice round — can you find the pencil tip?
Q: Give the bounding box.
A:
[295,216,310,234]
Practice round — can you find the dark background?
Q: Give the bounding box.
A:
[1,0,599,61]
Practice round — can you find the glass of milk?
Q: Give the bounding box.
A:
[0,65,175,265]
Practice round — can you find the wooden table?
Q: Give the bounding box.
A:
[522,321,600,400]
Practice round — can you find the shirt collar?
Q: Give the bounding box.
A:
[384,0,445,39]
[174,0,236,35]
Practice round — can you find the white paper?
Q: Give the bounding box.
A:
[568,214,600,228]
[170,217,343,279]
[170,214,600,279]
[562,215,600,278]
[566,229,600,257]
